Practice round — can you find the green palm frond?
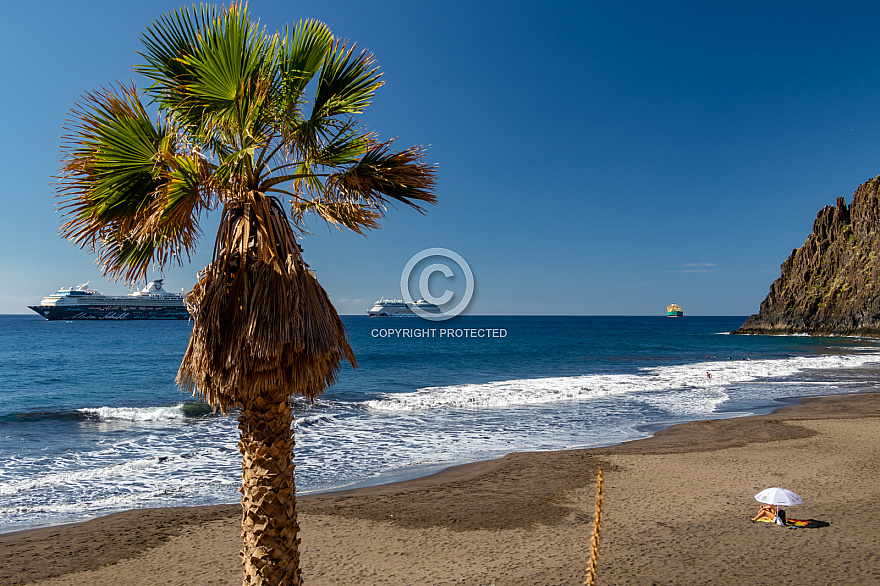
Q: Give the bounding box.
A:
[264,135,435,231]
[312,40,383,120]
[58,84,168,245]
[137,4,213,108]
[98,235,158,284]
[57,83,209,283]
[260,121,371,189]
[278,19,332,109]
[145,152,211,266]
[176,3,273,134]
[264,161,323,210]
[138,2,276,156]
[312,122,373,167]
[159,154,209,223]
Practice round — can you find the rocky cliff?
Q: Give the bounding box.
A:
[735,176,880,336]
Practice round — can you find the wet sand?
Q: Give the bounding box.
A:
[2,392,878,585]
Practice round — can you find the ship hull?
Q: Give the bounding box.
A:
[28,305,190,321]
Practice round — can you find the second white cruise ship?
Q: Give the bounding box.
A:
[367,298,441,317]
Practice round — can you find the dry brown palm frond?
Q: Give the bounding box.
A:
[176,190,355,413]
[325,142,437,215]
[292,200,383,234]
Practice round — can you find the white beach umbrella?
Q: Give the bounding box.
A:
[755,487,803,508]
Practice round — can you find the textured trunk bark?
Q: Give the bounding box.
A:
[238,392,301,585]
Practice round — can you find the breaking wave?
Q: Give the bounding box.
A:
[78,402,213,421]
[364,351,880,411]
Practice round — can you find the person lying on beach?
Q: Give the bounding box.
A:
[751,504,777,522]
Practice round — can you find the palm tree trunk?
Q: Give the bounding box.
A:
[238,392,302,585]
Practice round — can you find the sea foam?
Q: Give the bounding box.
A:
[77,402,211,421]
[364,350,880,412]
[0,457,163,496]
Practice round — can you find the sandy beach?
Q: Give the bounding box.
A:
[2,392,878,585]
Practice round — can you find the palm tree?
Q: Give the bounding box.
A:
[55,4,435,584]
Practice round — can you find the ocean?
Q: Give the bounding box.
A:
[2,314,879,534]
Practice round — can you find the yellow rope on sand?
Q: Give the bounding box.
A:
[584,466,604,586]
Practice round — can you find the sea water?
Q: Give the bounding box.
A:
[1,314,878,533]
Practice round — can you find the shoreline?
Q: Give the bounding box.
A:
[2,391,879,584]
[0,390,825,537]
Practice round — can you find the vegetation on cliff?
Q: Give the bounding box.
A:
[736,176,880,336]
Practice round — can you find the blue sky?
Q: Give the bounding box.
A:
[2,1,879,316]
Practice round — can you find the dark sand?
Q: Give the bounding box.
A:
[2,392,879,585]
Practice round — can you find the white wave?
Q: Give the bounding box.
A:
[632,388,730,415]
[0,457,162,496]
[364,375,637,411]
[364,351,880,412]
[79,404,187,421]
[0,484,195,517]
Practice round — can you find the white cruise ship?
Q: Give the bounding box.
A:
[367,298,441,317]
[29,280,189,320]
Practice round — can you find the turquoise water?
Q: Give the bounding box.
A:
[1,314,878,533]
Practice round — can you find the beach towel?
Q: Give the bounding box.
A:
[755,517,828,528]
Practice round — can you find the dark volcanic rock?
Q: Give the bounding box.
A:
[735,176,880,336]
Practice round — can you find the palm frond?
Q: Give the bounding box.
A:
[298,200,381,234]
[57,84,167,275]
[177,2,272,132]
[58,84,164,224]
[312,40,383,120]
[312,122,373,167]
[95,219,201,285]
[259,123,372,192]
[56,82,209,283]
[96,235,157,284]
[325,141,437,213]
[138,2,277,158]
[136,4,213,109]
[278,19,332,107]
[141,152,212,269]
